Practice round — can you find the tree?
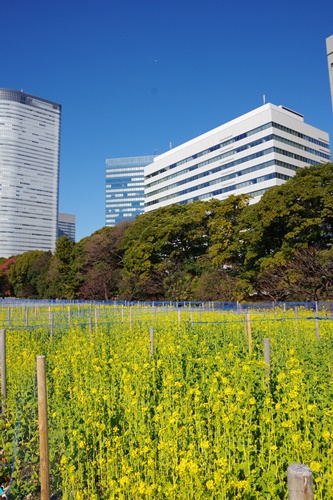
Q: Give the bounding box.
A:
[0,257,16,297]
[255,247,333,302]
[52,236,78,299]
[238,163,333,274]
[77,223,130,300]
[7,251,52,298]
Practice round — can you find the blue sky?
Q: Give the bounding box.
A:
[1,0,333,241]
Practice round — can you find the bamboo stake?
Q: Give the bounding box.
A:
[37,356,50,500]
[287,463,313,499]
[0,330,6,413]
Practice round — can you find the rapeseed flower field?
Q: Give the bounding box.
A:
[0,304,333,499]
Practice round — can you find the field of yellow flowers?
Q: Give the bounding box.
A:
[1,304,333,499]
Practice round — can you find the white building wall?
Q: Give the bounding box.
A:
[145,104,331,212]
[0,89,61,257]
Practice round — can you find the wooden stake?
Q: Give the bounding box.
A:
[245,312,252,354]
[37,356,50,500]
[0,330,6,413]
[150,326,154,356]
[89,317,93,341]
[314,309,320,341]
[50,313,54,337]
[264,338,271,382]
[130,307,133,332]
[287,463,313,499]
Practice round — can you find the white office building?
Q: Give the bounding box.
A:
[327,35,333,111]
[0,89,61,257]
[145,103,331,212]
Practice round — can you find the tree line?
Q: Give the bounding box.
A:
[1,162,333,302]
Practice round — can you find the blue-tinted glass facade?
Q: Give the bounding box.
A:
[105,156,154,226]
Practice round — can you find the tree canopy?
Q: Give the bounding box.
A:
[2,163,333,302]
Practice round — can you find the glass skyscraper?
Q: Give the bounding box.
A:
[58,212,76,242]
[105,155,153,226]
[0,89,61,258]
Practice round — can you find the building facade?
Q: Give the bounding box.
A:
[105,155,154,226]
[0,89,61,257]
[145,103,331,212]
[58,212,76,242]
[327,35,333,111]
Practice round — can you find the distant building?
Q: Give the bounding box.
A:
[327,35,333,111]
[105,155,154,226]
[58,213,76,242]
[0,89,61,257]
[145,103,331,212]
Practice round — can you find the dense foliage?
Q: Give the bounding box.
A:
[1,305,333,498]
[2,163,333,301]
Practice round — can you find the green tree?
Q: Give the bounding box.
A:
[239,163,333,275]
[7,251,52,298]
[52,236,78,299]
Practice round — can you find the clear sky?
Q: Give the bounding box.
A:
[1,0,333,241]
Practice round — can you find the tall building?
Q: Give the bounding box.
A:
[105,155,154,226]
[0,89,61,258]
[145,103,331,212]
[327,35,333,111]
[58,212,76,242]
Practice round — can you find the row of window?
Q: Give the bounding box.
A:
[145,158,299,200]
[145,134,327,191]
[145,142,317,200]
[145,144,317,207]
[147,172,290,208]
[145,121,330,180]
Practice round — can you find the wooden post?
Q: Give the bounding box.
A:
[37,356,50,500]
[50,313,54,337]
[7,307,10,325]
[121,304,124,323]
[178,310,181,327]
[0,330,6,413]
[89,317,93,341]
[314,306,320,341]
[130,307,133,332]
[245,312,252,354]
[26,309,29,327]
[264,338,271,382]
[68,305,71,325]
[287,463,313,499]
[150,326,154,356]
